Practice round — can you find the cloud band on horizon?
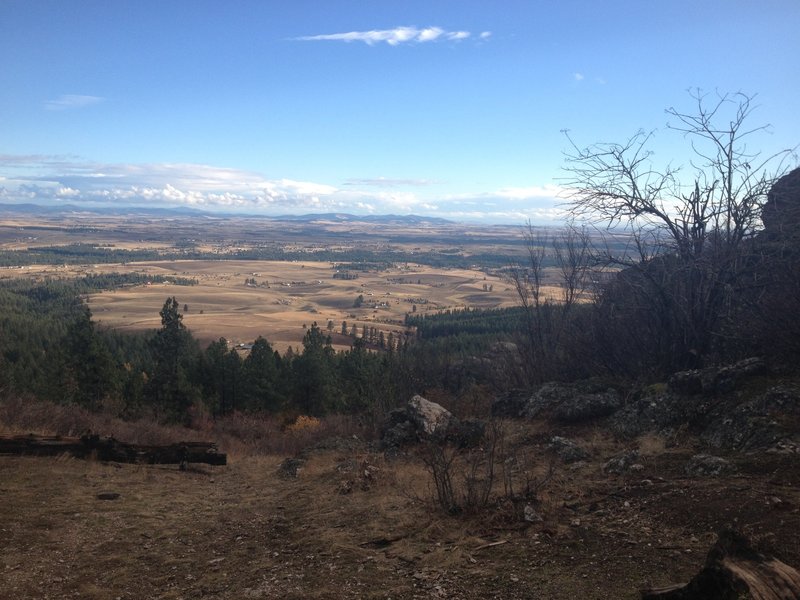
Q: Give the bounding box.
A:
[0,155,562,223]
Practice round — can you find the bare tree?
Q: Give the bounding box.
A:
[563,90,795,370]
[511,222,593,382]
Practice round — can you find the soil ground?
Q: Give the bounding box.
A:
[2,421,798,599]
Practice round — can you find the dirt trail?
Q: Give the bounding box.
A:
[2,441,799,599]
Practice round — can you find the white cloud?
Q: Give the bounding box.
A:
[418,27,444,42]
[296,26,480,46]
[56,186,79,197]
[447,31,470,41]
[573,73,584,82]
[479,31,492,40]
[44,95,105,111]
[0,155,563,224]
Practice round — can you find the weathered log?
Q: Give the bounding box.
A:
[641,529,800,599]
[0,433,226,466]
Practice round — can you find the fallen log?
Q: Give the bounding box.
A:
[641,529,800,600]
[0,433,226,466]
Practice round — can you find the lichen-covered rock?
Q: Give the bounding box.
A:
[491,389,531,418]
[554,390,622,423]
[603,450,640,474]
[408,395,456,436]
[610,390,703,438]
[380,395,482,451]
[701,385,800,452]
[668,369,705,395]
[548,436,590,463]
[668,358,766,396]
[278,457,306,478]
[684,454,736,477]
[516,381,624,423]
[522,382,576,418]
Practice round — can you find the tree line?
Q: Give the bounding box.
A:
[0,274,518,423]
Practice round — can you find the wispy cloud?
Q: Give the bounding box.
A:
[296,26,480,46]
[44,94,105,111]
[573,73,584,82]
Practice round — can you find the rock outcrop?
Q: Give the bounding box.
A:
[761,166,800,239]
[380,395,485,452]
[492,381,623,424]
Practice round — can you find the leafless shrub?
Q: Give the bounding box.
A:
[420,420,553,516]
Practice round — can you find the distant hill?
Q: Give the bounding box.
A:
[0,203,207,218]
[273,213,453,226]
[0,203,453,225]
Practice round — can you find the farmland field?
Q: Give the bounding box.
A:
[0,210,570,350]
[83,260,531,351]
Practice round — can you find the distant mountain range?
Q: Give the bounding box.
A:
[274,212,453,225]
[0,203,453,225]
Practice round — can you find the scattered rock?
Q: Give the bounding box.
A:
[507,380,626,423]
[684,454,736,477]
[278,457,306,479]
[603,450,640,474]
[491,389,530,418]
[667,369,705,396]
[554,390,622,423]
[668,357,766,396]
[523,504,543,523]
[610,389,700,438]
[701,385,800,452]
[380,413,417,450]
[547,436,590,463]
[522,382,576,419]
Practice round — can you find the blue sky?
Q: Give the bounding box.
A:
[1,0,798,223]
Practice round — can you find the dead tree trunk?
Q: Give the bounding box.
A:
[0,433,226,466]
[641,529,800,600]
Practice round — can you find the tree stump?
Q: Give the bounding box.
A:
[641,529,800,599]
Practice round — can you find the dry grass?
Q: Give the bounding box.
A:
[3,400,800,598]
[0,396,372,458]
[4,258,526,351]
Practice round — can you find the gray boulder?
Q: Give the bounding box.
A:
[701,385,800,452]
[554,390,622,423]
[278,457,306,478]
[668,358,766,396]
[522,382,576,418]
[548,436,590,463]
[603,450,640,474]
[684,454,736,477]
[491,389,531,418]
[408,395,456,436]
[380,395,484,451]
